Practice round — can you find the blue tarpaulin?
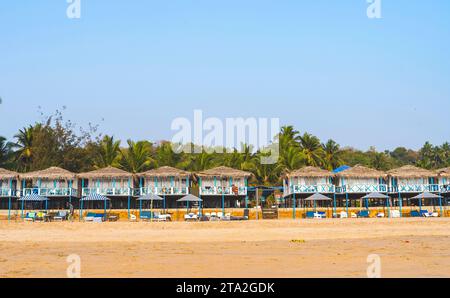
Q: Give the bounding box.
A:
[332,165,351,173]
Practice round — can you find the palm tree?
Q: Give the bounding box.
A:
[299,133,324,167]
[119,140,155,173]
[95,135,121,168]
[322,139,342,170]
[277,146,306,172]
[14,125,35,171]
[0,136,13,168]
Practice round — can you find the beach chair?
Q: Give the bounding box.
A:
[410,210,421,217]
[53,211,68,221]
[129,213,137,222]
[140,211,153,221]
[390,210,401,218]
[217,212,224,220]
[314,212,326,219]
[35,212,46,222]
[377,212,385,218]
[420,210,432,217]
[24,212,37,222]
[84,213,105,222]
[305,211,315,219]
[357,210,370,218]
[339,211,348,218]
[184,213,198,221]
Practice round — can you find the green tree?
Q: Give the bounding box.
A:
[119,140,155,173]
[94,135,121,168]
[322,139,342,170]
[299,133,324,167]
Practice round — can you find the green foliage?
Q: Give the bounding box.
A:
[1,114,449,186]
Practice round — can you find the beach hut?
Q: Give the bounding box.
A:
[334,165,387,215]
[78,166,134,210]
[19,167,78,209]
[196,166,252,213]
[137,166,191,209]
[283,167,335,219]
[437,167,450,193]
[0,168,19,220]
[387,165,438,216]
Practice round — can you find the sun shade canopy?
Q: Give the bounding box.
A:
[177,194,203,202]
[361,192,390,199]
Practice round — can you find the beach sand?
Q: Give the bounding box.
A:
[1,218,449,278]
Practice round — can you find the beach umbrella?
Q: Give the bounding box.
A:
[304,193,332,212]
[361,192,391,216]
[19,194,49,218]
[137,194,164,221]
[80,193,110,220]
[411,192,442,214]
[178,194,203,217]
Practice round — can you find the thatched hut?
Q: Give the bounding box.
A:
[436,168,450,193]
[78,166,133,197]
[196,166,252,209]
[284,166,335,196]
[0,168,19,199]
[335,165,387,193]
[387,165,438,193]
[19,167,77,197]
[138,166,191,195]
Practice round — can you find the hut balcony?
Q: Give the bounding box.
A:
[23,187,77,197]
[336,183,388,194]
[0,188,20,197]
[200,186,248,196]
[138,186,189,196]
[82,187,132,197]
[391,184,440,193]
[289,184,335,194]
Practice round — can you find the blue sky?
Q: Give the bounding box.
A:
[0,0,449,151]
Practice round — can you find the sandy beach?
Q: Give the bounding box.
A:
[1,218,449,278]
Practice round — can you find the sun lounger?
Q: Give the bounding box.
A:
[217,212,224,219]
[420,210,433,217]
[305,211,315,219]
[140,211,153,221]
[377,212,385,218]
[53,211,68,221]
[410,210,420,217]
[314,212,326,219]
[357,210,370,218]
[129,214,137,221]
[35,212,46,222]
[184,213,198,221]
[339,211,348,218]
[24,212,37,222]
[84,212,106,222]
[390,210,401,218]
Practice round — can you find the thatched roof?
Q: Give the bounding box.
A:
[20,167,76,180]
[335,165,386,178]
[387,165,436,178]
[0,168,19,180]
[138,166,191,178]
[287,166,333,178]
[196,166,252,178]
[436,167,450,178]
[78,166,133,179]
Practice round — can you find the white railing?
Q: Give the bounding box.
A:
[138,187,189,196]
[23,188,77,197]
[391,184,440,193]
[200,187,247,196]
[0,189,19,197]
[440,185,450,193]
[82,188,131,196]
[336,184,388,193]
[290,184,335,194]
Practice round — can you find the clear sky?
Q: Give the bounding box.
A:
[0,0,449,151]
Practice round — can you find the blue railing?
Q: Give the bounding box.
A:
[82,188,131,196]
[138,187,189,196]
[200,186,247,196]
[390,184,440,193]
[0,189,19,197]
[291,184,335,194]
[23,188,77,197]
[336,184,388,193]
